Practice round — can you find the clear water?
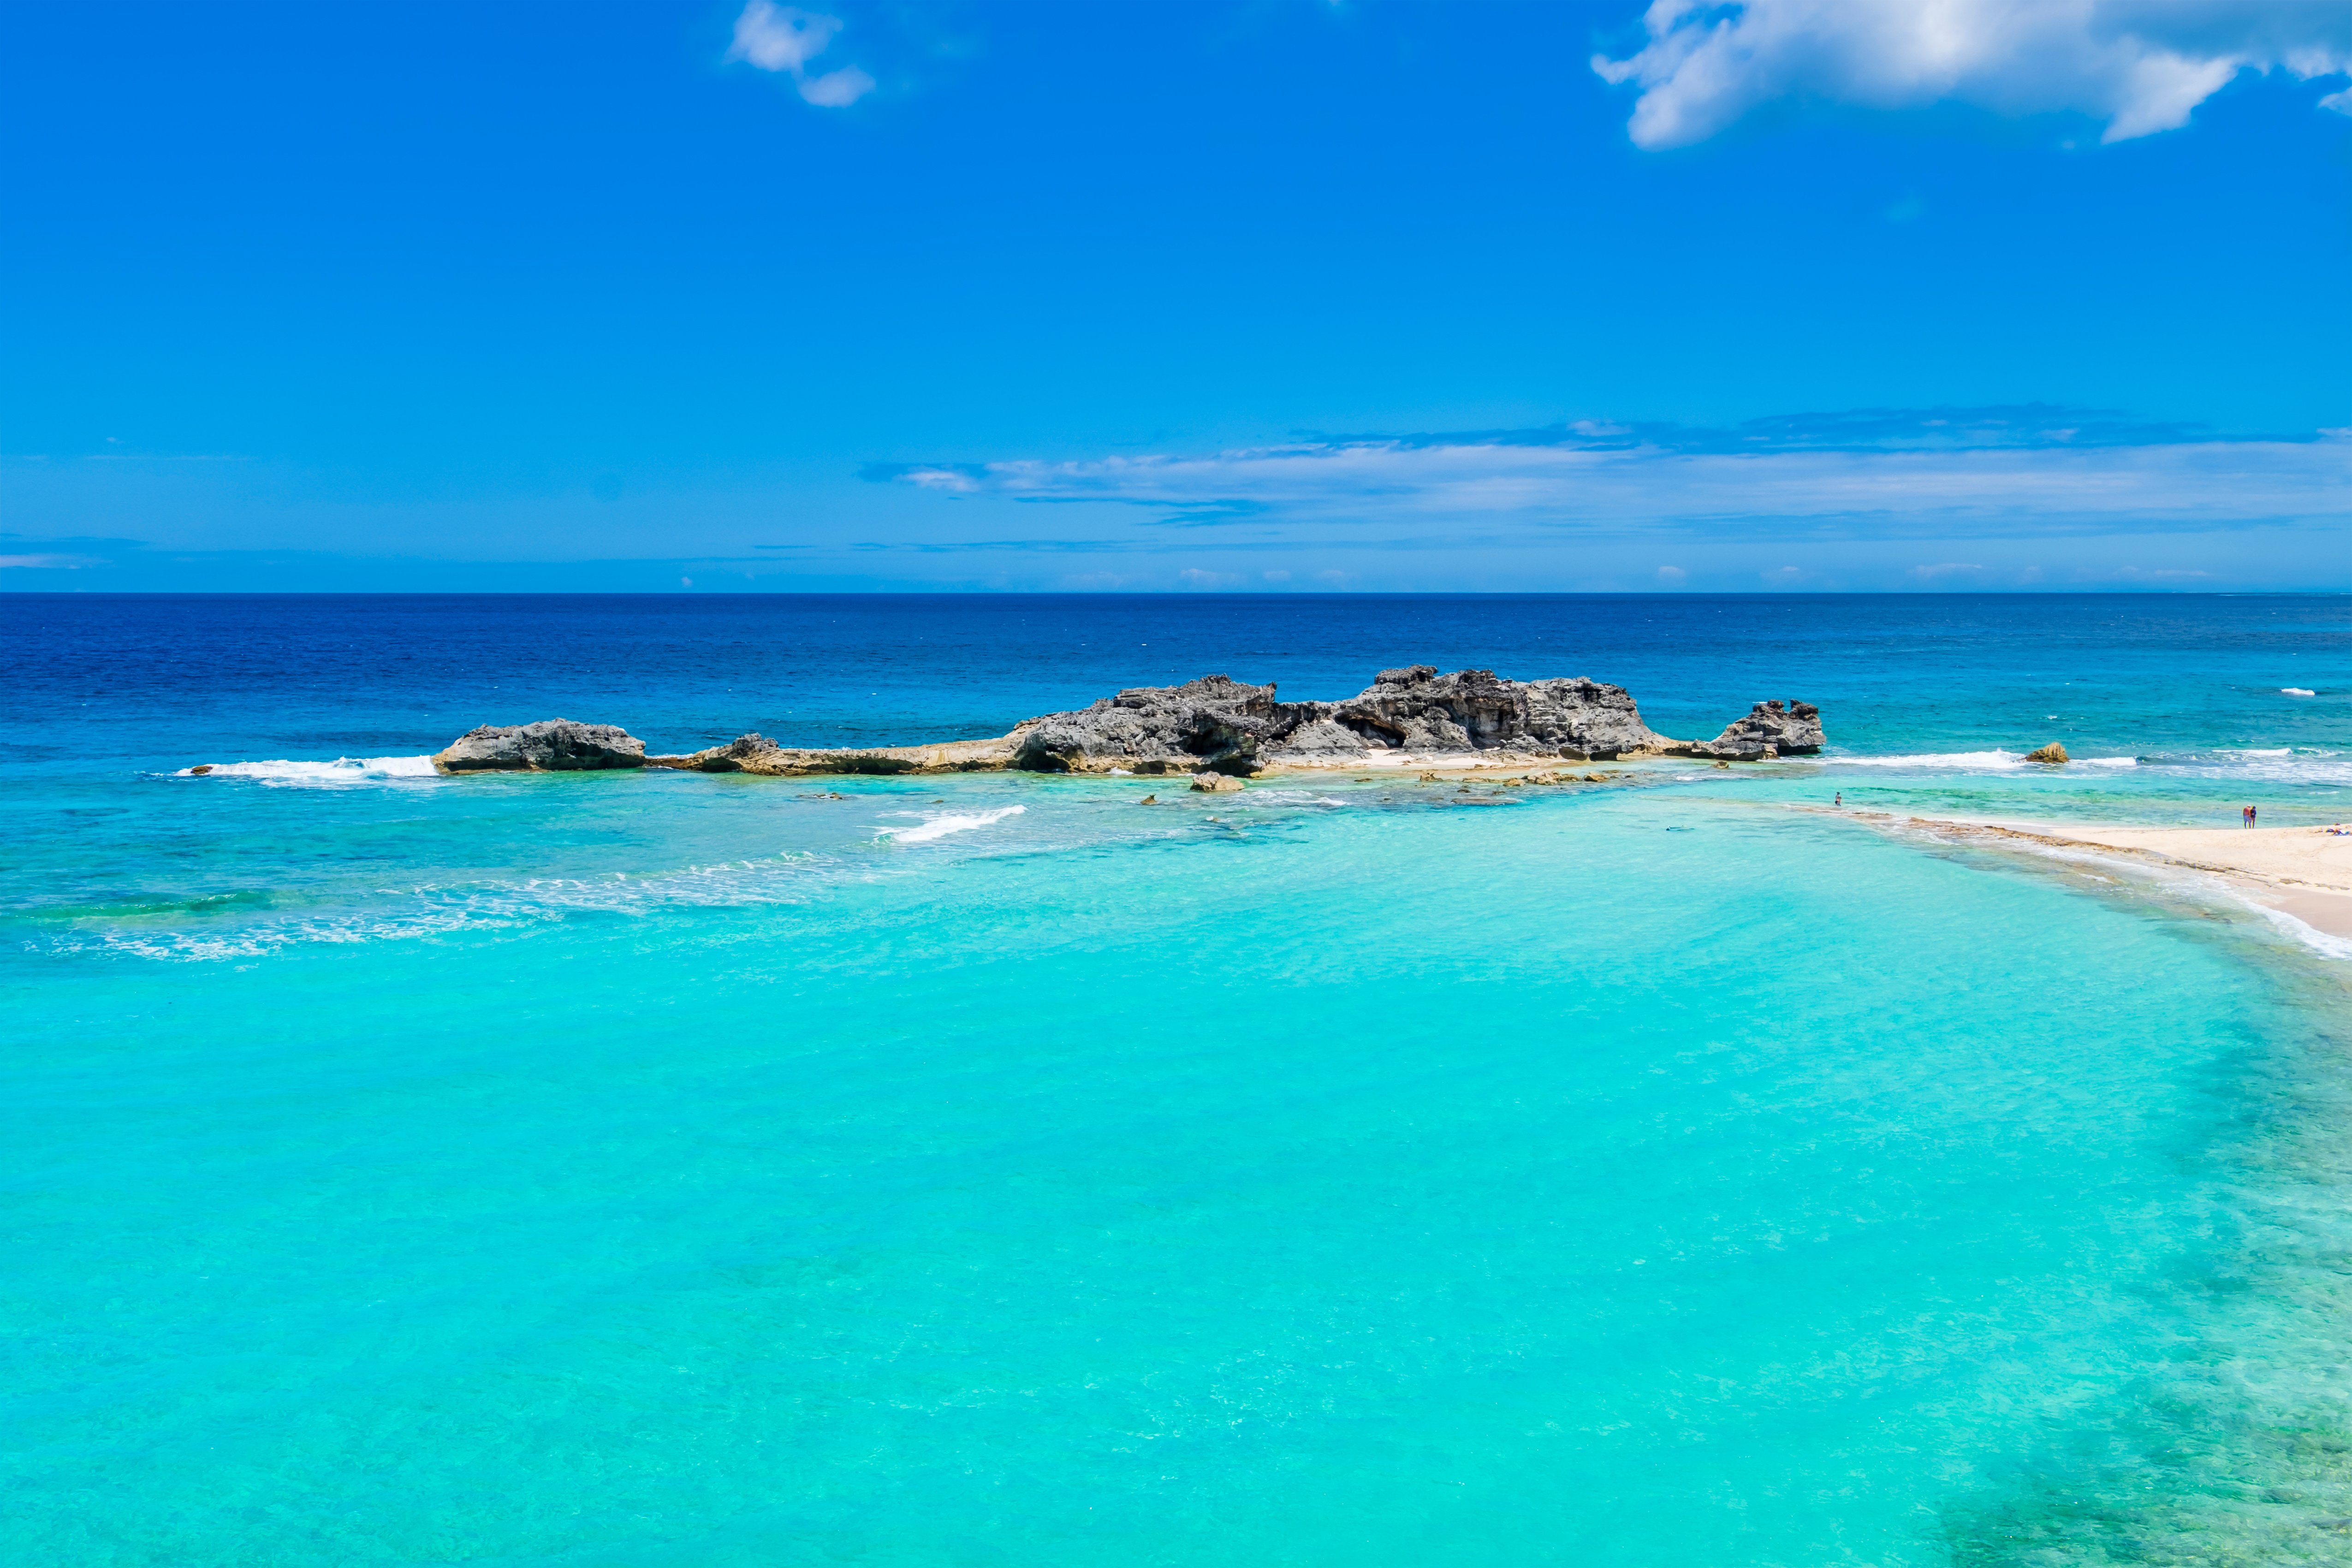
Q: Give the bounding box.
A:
[3,594,2348,1566]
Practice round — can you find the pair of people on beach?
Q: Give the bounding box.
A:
[2242,804,2257,827]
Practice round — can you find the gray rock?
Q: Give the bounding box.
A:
[995,666,1679,773]
[433,719,647,773]
[649,733,782,772]
[1693,700,1823,760]
[1007,675,1316,775]
[432,671,1817,782]
[1310,665,1672,760]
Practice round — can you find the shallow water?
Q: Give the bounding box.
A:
[3,594,2348,1565]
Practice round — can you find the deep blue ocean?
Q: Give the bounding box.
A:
[4,593,2349,1567]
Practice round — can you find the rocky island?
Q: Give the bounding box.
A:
[424,667,1822,777]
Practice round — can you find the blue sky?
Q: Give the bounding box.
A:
[3,0,2347,592]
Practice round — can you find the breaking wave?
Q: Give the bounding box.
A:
[1817,750,2039,771]
[178,756,440,787]
[1812,748,2352,780]
[873,805,1027,843]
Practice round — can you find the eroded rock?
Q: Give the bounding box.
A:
[1008,675,1313,775]
[2025,742,2069,764]
[430,670,1820,782]
[991,666,1681,773]
[1312,665,1671,760]
[650,733,781,772]
[433,719,647,773]
[1693,700,1823,760]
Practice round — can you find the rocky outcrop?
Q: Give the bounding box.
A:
[647,733,1019,775]
[1692,700,1823,760]
[655,733,781,772]
[428,671,1821,781]
[1305,665,1672,761]
[1189,771,1244,792]
[991,666,1680,773]
[433,719,647,773]
[2025,742,2068,764]
[1006,675,1319,776]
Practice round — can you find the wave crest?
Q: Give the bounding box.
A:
[179,756,439,786]
[873,805,1026,843]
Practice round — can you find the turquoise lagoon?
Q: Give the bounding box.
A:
[4,594,2349,1566]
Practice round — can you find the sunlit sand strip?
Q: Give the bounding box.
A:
[1829,811,2352,945]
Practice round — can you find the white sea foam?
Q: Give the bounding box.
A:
[873,805,1026,843]
[178,756,440,787]
[1244,789,1351,807]
[2243,901,2352,963]
[1818,750,2030,770]
[71,853,852,963]
[2283,688,2316,696]
[1811,747,2352,780]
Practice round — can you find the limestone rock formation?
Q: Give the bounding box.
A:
[428,669,1822,781]
[651,733,783,772]
[1693,700,1823,760]
[647,733,1017,775]
[1007,675,1315,775]
[1306,665,1671,761]
[2025,742,2069,764]
[1189,771,1245,792]
[433,719,647,773]
[994,666,1679,773]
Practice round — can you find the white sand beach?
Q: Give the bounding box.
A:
[1843,813,2352,942]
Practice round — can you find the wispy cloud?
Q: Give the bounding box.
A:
[1593,0,2352,148]
[0,553,107,570]
[726,1,875,108]
[870,414,2351,540]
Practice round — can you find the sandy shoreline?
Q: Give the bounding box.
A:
[1824,810,2352,943]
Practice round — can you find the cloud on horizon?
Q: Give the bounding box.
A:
[1594,0,2352,148]
[726,1,875,107]
[870,411,2351,541]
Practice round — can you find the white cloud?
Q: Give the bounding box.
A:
[0,553,103,569]
[1592,0,2352,148]
[884,427,2352,539]
[797,66,876,107]
[727,2,874,108]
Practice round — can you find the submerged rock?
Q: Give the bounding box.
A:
[2025,742,2069,764]
[433,719,647,773]
[1693,700,1823,760]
